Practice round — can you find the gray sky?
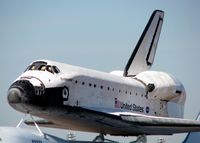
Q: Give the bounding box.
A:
[1,0,200,142]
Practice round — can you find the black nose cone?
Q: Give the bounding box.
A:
[7,80,35,104]
[7,88,22,103]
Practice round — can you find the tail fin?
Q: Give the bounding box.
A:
[182,112,200,143]
[124,10,164,77]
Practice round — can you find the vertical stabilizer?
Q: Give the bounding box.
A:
[124,10,164,77]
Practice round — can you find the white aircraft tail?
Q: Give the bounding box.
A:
[182,112,200,143]
[124,10,164,77]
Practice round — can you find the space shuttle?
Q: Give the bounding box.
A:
[7,10,200,142]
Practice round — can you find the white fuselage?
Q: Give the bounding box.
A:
[13,60,186,119]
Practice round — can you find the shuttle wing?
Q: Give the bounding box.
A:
[120,114,200,135]
[25,107,200,136]
[124,10,164,76]
[87,107,200,135]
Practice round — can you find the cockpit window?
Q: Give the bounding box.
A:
[46,65,53,73]
[39,65,46,71]
[30,65,36,70]
[25,61,60,74]
[52,66,60,74]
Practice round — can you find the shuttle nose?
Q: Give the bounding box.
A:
[7,80,35,104]
[7,88,22,103]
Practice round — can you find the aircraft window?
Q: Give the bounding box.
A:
[53,66,60,74]
[94,84,96,88]
[25,61,58,73]
[39,65,46,71]
[46,65,53,73]
[26,61,47,71]
[100,85,103,89]
[89,83,92,87]
[30,65,36,70]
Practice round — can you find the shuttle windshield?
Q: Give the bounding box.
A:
[25,61,60,74]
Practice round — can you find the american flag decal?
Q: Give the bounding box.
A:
[114,98,122,108]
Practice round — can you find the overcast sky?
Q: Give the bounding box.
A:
[1,0,200,142]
